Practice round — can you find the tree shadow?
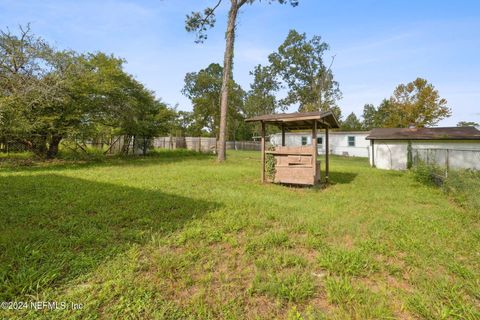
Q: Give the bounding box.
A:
[0,174,219,300]
[0,149,214,173]
[276,171,358,189]
[327,171,358,185]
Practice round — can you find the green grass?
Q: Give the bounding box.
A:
[0,150,479,319]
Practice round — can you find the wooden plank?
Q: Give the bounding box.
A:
[261,121,266,183]
[325,127,330,183]
[274,166,315,185]
[274,146,314,154]
[312,121,318,184]
[265,151,314,156]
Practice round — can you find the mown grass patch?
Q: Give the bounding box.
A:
[325,276,394,319]
[0,150,479,319]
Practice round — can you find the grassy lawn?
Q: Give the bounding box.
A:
[0,150,479,319]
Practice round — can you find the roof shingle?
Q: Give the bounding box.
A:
[366,127,480,140]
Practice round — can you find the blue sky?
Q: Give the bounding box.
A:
[1,0,479,126]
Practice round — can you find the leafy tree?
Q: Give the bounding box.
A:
[384,78,451,127]
[361,100,390,130]
[362,79,451,129]
[0,24,53,153]
[457,121,479,127]
[171,110,205,137]
[268,29,342,114]
[244,64,282,137]
[0,25,173,157]
[244,64,282,117]
[181,63,246,140]
[185,0,299,162]
[361,104,376,130]
[341,112,363,131]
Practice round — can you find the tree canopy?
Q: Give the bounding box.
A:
[268,29,342,115]
[384,78,451,127]
[457,121,479,127]
[244,64,282,118]
[361,78,451,129]
[182,63,249,140]
[0,25,173,157]
[341,112,363,131]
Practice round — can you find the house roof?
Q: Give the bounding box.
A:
[245,110,340,130]
[272,130,370,135]
[366,127,480,140]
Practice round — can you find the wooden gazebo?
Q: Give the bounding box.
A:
[246,110,340,185]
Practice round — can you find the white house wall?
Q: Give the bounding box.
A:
[271,132,370,157]
[371,140,408,170]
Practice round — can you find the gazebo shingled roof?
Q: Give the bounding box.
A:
[245,110,340,130]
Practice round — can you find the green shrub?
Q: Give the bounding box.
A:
[58,147,106,162]
[412,162,444,186]
[265,145,276,180]
[412,163,480,213]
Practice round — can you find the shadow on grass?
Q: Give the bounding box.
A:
[0,149,214,173]
[328,171,358,184]
[0,174,219,300]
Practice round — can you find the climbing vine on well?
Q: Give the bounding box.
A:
[266,145,276,181]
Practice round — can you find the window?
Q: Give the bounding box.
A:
[348,136,356,147]
[301,136,308,145]
[317,137,323,145]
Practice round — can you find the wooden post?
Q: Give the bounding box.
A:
[261,121,266,183]
[371,139,375,167]
[281,123,285,146]
[325,126,329,183]
[312,121,318,183]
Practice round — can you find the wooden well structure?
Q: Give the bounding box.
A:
[246,110,340,185]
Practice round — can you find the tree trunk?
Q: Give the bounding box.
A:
[46,135,62,159]
[217,2,238,162]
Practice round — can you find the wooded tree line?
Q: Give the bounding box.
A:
[179,29,343,140]
[1,20,463,159]
[0,25,175,158]
[184,0,456,159]
[179,29,454,136]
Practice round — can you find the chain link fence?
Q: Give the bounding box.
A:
[0,134,154,156]
[412,148,480,176]
[1,134,263,157]
[154,137,261,152]
[0,135,30,153]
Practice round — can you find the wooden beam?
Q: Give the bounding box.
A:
[281,123,285,146]
[312,121,318,183]
[261,121,266,183]
[325,126,330,183]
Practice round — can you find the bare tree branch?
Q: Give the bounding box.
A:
[200,0,223,27]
